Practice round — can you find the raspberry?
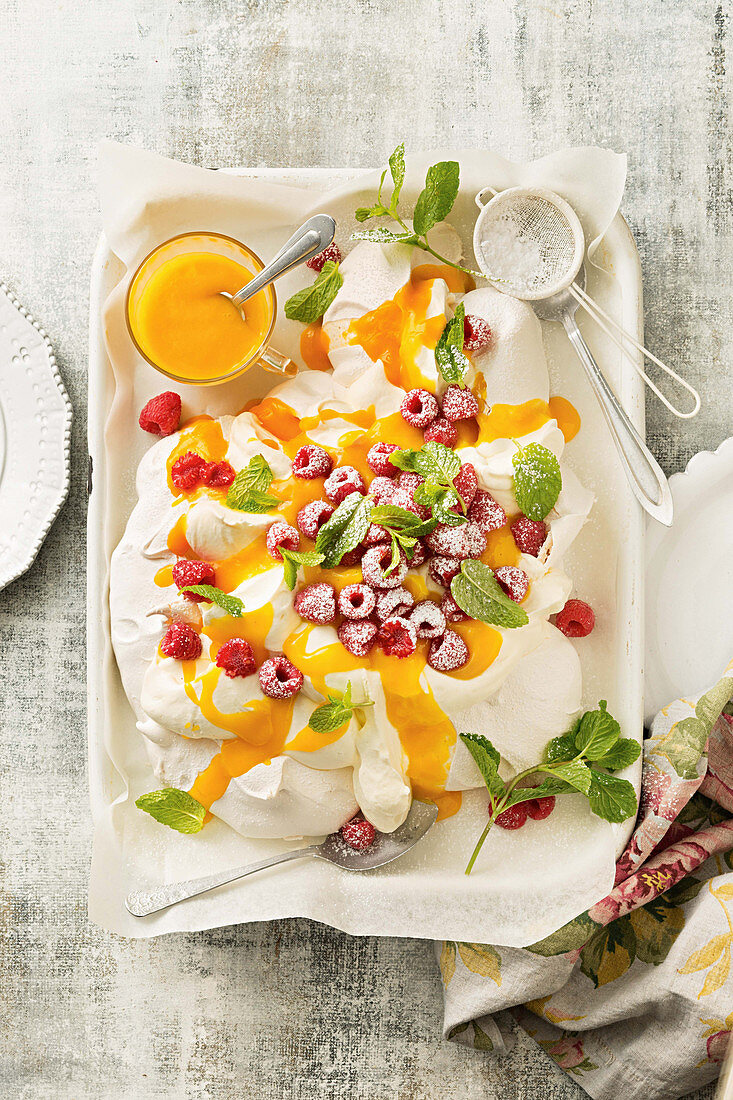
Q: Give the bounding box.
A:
[463,315,492,352]
[424,418,457,447]
[139,391,181,436]
[469,490,506,534]
[495,566,529,603]
[555,599,595,638]
[366,442,400,478]
[428,556,461,587]
[369,476,396,503]
[400,388,439,428]
[160,621,202,661]
[296,499,334,539]
[526,796,556,821]
[306,242,342,272]
[378,616,417,658]
[397,472,424,495]
[440,591,469,623]
[426,521,486,561]
[361,543,407,588]
[390,486,426,519]
[172,558,216,601]
[324,465,366,505]
[292,445,333,480]
[171,451,207,492]
[375,586,415,622]
[340,815,376,850]
[409,539,427,568]
[494,803,528,830]
[441,384,480,422]
[364,523,390,545]
[338,619,378,657]
[428,629,469,672]
[266,521,300,561]
[258,655,303,699]
[340,547,364,567]
[454,463,478,509]
[338,583,376,620]
[511,516,547,557]
[215,638,256,678]
[409,600,446,639]
[205,460,236,488]
[294,582,337,624]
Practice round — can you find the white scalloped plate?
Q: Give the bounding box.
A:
[645,436,733,722]
[0,283,72,590]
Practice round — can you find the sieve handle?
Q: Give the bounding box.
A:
[475,187,498,209]
[561,313,673,526]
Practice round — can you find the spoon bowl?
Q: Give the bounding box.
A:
[227,213,336,310]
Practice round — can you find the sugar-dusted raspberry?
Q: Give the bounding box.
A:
[367,442,400,478]
[390,485,426,519]
[266,521,300,561]
[400,388,439,428]
[296,499,334,539]
[428,556,461,587]
[409,600,446,639]
[369,476,396,503]
[294,582,337,624]
[364,522,390,545]
[324,465,366,505]
[338,619,378,657]
[340,815,376,850]
[469,490,507,534]
[440,591,469,623]
[511,515,548,557]
[494,803,528,830]
[555,599,595,638]
[139,391,181,436]
[441,384,480,422]
[259,655,303,699]
[428,629,469,672]
[454,463,478,509]
[340,546,364,567]
[424,418,457,447]
[375,586,415,622]
[378,616,417,658]
[205,460,236,488]
[215,638,256,678]
[397,471,424,495]
[161,620,202,661]
[361,543,407,589]
[338,583,376,620]
[172,558,216,601]
[495,565,530,603]
[409,539,427,568]
[463,314,492,352]
[526,796,556,821]
[426,521,486,561]
[292,445,333,480]
[171,451,207,492]
[306,242,342,272]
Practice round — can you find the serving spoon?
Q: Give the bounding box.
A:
[226,213,336,310]
[125,799,438,918]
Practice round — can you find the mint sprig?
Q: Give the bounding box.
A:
[512,442,562,521]
[355,143,405,222]
[392,441,461,486]
[450,560,529,629]
[308,681,375,734]
[226,455,279,512]
[226,489,280,514]
[135,788,206,834]
[181,584,243,617]
[315,492,373,568]
[284,260,343,324]
[279,549,325,591]
[435,303,470,387]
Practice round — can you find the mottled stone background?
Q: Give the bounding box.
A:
[1,0,730,1096]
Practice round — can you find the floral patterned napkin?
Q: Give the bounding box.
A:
[437,659,733,1099]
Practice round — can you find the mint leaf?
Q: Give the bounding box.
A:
[587,770,638,823]
[315,492,373,567]
[433,488,468,527]
[413,161,460,236]
[351,227,418,245]
[539,759,592,795]
[504,776,577,807]
[181,584,243,617]
[574,700,621,760]
[392,441,461,486]
[226,455,273,510]
[451,560,529,629]
[544,733,577,763]
[512,442,562,521]
[369,504,436,538]
[388,143,405,212]
[435,303,470,386]
[354,205,387,222]
[594,738,641,771]
[135,788,206,834]
[224,489,280,514]
[279,549,325,591]
[459,733,506,801]
[284,260,343,323]
[308,681,374,733]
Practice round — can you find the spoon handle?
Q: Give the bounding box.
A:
[231,214,336,309]
[562,313,673,526]
[125,846,320,917]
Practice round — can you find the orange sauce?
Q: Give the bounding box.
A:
[300,321,332,371]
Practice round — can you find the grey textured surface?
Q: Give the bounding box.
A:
[0,0,730,1097]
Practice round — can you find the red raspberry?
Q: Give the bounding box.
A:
[440,591,469,623]
[292,445,333,480]
[426,521,486,561]
[494,803,528,830]
[511,516,548,557]
[338,583,376,620]
[424,418,457,447]
[172,558,216,601]
[296,499,334,539]
[555,599,595,638]
[390,486,427,519]
[469,490,506,534]
[171,451,207,492]
[495,566,529,603]
[378,616,417,658]
[266,521,300,561]
[364,523,389,546]
[400,388,439,428]
[215,638,256,678]
[324,466,366,505]
[369,476,396,503]
[397,472,424,495]
[454,463,478,509]
[428,556,461,587]
[259,655,303,699]
[139,391,182,436]
[375,586,415,622]
[463,315,492,352]
[294,582,337,624]
[205,460,236,488]
[306,242,342,272]
[340,546,364,567]
[361,544,407,589]
[526,796,556,821]
[367,443,400,478]
[408,600,446,639]
[338,619,378,657]
[409,539,427,568]
[428,629,469,672]
[340,815,376,850]
[441,384,480,422]
[160,621,202,660]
